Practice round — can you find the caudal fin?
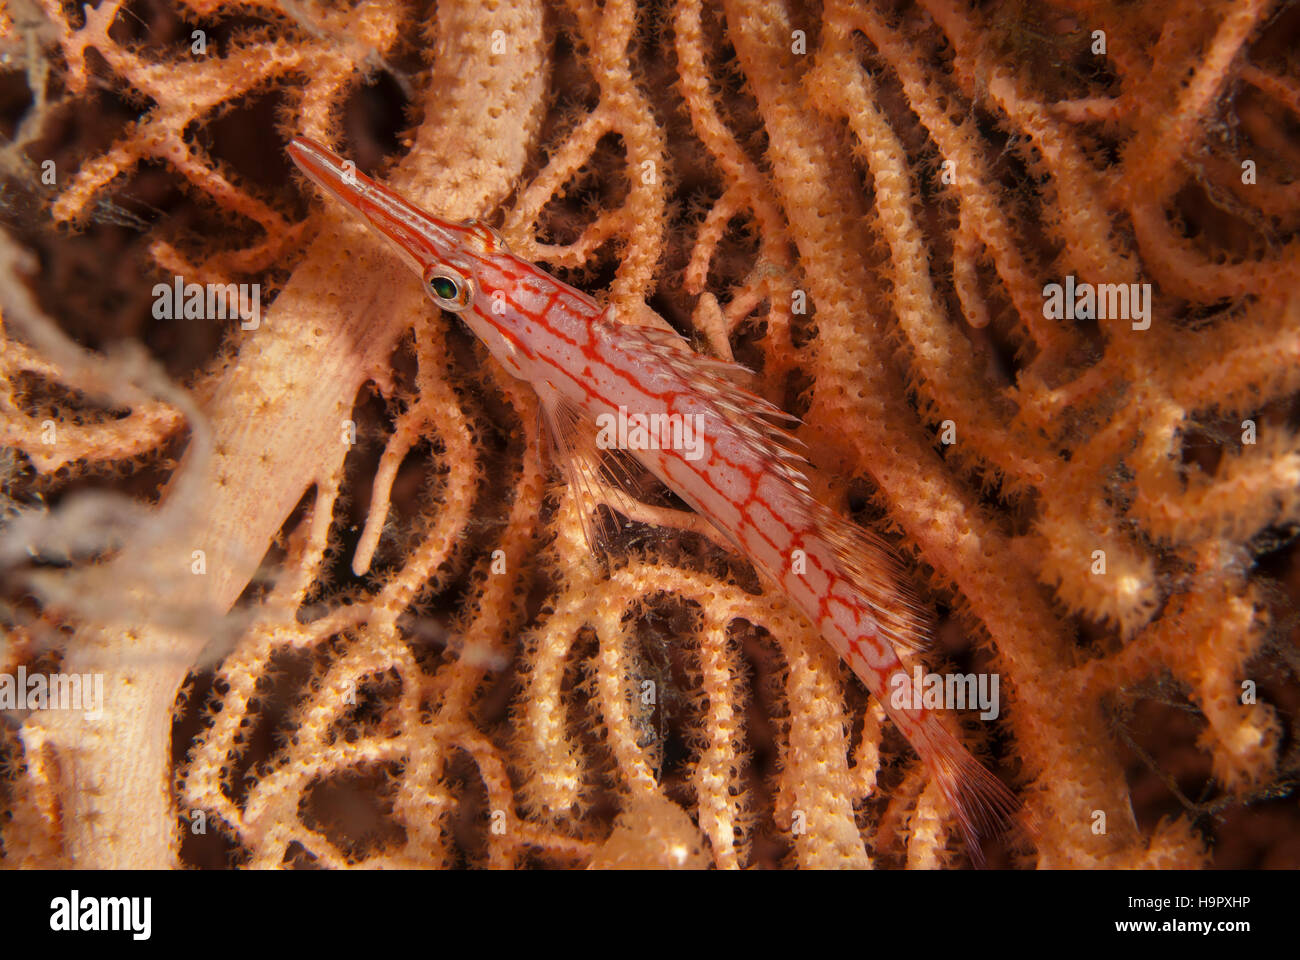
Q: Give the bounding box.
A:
[916,721,1030,867]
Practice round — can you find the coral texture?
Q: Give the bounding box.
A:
[1,0,1298,868]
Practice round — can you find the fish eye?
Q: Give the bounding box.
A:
[430,275,458,300]
[423,265,472,312]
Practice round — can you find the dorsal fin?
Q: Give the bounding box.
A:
[615,320,934,653]
[616,323,809,472]
[811,504,934,652]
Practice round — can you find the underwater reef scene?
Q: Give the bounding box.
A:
[0,0,1298,870]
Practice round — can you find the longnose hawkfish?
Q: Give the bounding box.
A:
[287,136,1025,866]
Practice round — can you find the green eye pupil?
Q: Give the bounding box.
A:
[430,276,459,300]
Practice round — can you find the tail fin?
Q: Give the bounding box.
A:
[916,721,1030,868]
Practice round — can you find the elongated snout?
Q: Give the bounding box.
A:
[287,136,465,276]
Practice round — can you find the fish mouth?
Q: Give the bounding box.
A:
[287,136,463,274]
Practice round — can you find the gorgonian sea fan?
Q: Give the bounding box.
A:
[0,0,1297,868]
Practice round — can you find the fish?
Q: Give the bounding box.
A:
[287,136,1025,865]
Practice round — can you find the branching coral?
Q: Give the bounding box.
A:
[1,0,1298,868]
